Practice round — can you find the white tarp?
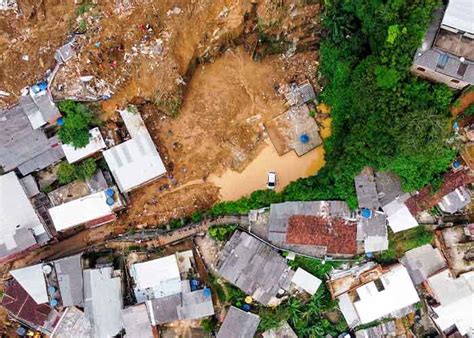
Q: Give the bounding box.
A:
[10,264,48,304]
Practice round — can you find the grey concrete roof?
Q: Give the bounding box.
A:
[17,136,64,176]
[355,167,380,209]
[357,213,388,252]
[285,82,316,106]
[262,322,297,338]
[20,175,40,198]
[32,92,61,122]
[83,267,123,338]
[122,304,153,338]
[437,186,471,213]
[374,171,403,207]
[54,254,84,307]
[401,244,447,285]
[216,231,294,305]
[147,289,214,325]
[0,105,52,172]
[217,306,260,338]
[50,307,92,338]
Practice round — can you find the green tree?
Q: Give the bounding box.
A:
[75,158,98,181]
[57,162,76,184]
[56,159,97,185]
[57,100,94,148]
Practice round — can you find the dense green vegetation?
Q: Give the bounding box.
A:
[57,158,98,184]
[57,100,96,148]
[376,225,434,263]
[208,224,237,241]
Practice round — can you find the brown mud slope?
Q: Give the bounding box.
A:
[0,1,76,106]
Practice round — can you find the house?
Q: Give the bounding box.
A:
[53,254,84,307]
[437,186,471,213]
[357,213,388,252]
[336,264,419,327]
[411,0,474,89]
[122,304,154,338]
[267,201,358,257]
[401,245,447,285]
[426,269,474,336]
[61,127,106,164]
[0,105,64,174]
[355,167,380,210]
[20,90,61,129]
[47,186,124,233]
[103,108,166,193]
[382,194,419,233]
[146,288,214,325]
[0,172,50,263]
[290,268,322,296]
[262,322,297,338]
[50,307,92,338]
[130,254,182,303]
[216,306,261,338]
[216,231,295,305]
[1,278,60,334]
[10,264,49,305]
[284,81,316,107]
[83,267,123,338]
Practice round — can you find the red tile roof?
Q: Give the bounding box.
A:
[286,215,357,255]
[1,279,51,329]
[405,169,474,215]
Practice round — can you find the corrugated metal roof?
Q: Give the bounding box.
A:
[401,245,447,285]
[50,307,92,338]
[10,264,49,304]
[441,0,474,34]
[103,109,166,193]
[291,268,322,295]
[217,306,260,338]
[54,254,84,307]
[122,304,153,338]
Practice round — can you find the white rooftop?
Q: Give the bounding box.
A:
[10,264,48,304]
[291,268,322,295]
[0,172,45,256]
[48,189,116,232]
[428,270,474,336]
[61,127,106,164]
[103,109,166,193]
[130,254,182,302]
[441,0,474,34]
[353,265,419,324]
[383,196,418,233]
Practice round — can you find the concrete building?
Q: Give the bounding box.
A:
[262,322,297,338]
[217,306,261,338]
[61,127,106,164]
[437,186,471,214]
[290,267,322,296]
[83,267,123,338]
[427,270,474,336]
[103,108,166,193]
[401,245,447,285]
[336,264,419,327]
[0,172,50,263]
[411,0,474,89]
[122,304,154,338]
[50,307,92,338]
[382,194,419,233]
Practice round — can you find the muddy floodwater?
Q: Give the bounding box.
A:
[210,118,331,201]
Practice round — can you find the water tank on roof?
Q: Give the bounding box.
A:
[361,208,372,219]
[56,117,65,126]
[299,134,310,144]
[48,286,56,295]
[244,296,253,304]
[50,299,58,308]
[31,81,47,94]
[191,279,199,287]
[106,197,115,206]
[42,265,52,275]
[203,287,211,298]
[242,304,251,312]
[453,160,461,169]
[16,327,27,336]
[106,188,115,197]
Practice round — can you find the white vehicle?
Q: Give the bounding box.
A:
[267,171,276,189]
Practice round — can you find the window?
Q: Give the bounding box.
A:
[374,279,385,292]
[437,54,449,69]
[451,79,460,84]
[416,67,426,72]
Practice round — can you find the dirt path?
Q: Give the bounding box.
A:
[452,87,474,117]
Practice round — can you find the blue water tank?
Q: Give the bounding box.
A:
[191,279,199,287]
[300,134,310,144]
[31,81,48,94]
[453,160,461,169]
[16,327,27,336]
[48,286,56,294]
[56,117,65,126]
[50,298,58,307]
[242,304,251,312]
[361,208,372,219]
[106,188,115,197]
[106,197,115,206]
[366,252,373,258]
[203,287,211,298]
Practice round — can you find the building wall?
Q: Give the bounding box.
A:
[410,65,470,90]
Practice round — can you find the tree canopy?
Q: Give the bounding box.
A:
[57,100,94,148]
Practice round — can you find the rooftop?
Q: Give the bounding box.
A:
[0,172,46,261]
[286,215,357,255]
[291,268,322,295]
[440,0,474,35]
[216,306,261,338]
[437,186,471,213]
[427,270,474,335]
[20,92,61,129]
[262,322,297,338]
[61,127,106,164]
[48,188,121,232]
[216,231,294,305]
[355,167,380,209]
[357,212,388,253]
[382,194,418,233]
[83,267,123,338]
[53,254,84,307]
[0,105,62,173]
[122,304,153,338]
[374,171,403,207]
[350,265,419,324]
[10,264,48,304]
[50,307,91,338]
[130,254,182,303]
[103,108,166,193]
[401,244,447,285]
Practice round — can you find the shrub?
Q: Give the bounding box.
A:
[57,100,94,148]
[208,224,237,241]
[56,159,97,185]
